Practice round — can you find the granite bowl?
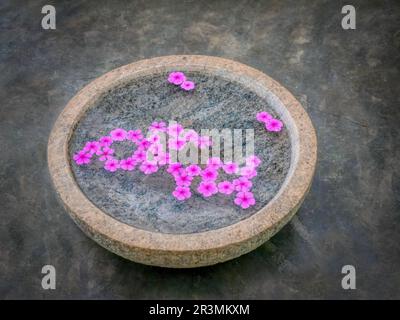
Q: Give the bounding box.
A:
[48,55,317,268]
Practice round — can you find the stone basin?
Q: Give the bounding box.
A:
[48,55,317,268]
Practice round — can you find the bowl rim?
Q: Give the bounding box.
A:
[48,55,317,267]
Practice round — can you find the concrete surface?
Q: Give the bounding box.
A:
[0,0,399,299]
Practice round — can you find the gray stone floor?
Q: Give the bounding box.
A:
[1,0,399,299]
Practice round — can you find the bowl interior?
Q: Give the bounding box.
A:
[69,71,291,234]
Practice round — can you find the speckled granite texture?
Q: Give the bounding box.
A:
[69,72,291,234]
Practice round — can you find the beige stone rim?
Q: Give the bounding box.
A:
[48,55,317,268]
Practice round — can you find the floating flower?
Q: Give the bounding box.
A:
[175,171,193,187]
[104,158,120,172]
[172,186,191,201]
[186,164,201,176]
[127,129,143,143]
[167,123,184,137]
[139,160,158,175]
[233,177,252,191]
[218,181,234,195]
[96,146,114,161]
[240,166,258,179]
[149,121,167,132]
[207,157,222,170]
[120,157,136,171]
[265,119,283,132]
[197,181,218,197]
[181,80,195,91]
[167,163,183,176]
[168,137,186,150]
[73,151,92,165]
[234,191,256,209]
[83,141,100,154]
[99,136,113,147]
[168,72,186,85]
[222,161,238,174]
[256,111,273,123]
[201,168,218,181]
[110,128,127,141]
[246,155,261,168]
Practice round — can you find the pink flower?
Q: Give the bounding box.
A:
[104,158,120,172]
[96,146,114,161]
[172,186,191,201]
[83,141,100,154]
[139,160,158,175]
[167,123,184,137]
[233,177,252,191]
[168,137,186,150]
[207,157,222,170]
[201,168,218,181]
[132,149,146,162]
[73,151,92,165]
[149,121,167,132]
[256,111,273,123]
[240,166,258,179]
[246,155,261,168]
[138,139,151,150]
[120,157,136,171]
[168,72,186,85]
[196,136,212,149]
[110,128,127,141]
[127,130,143,143]
[155,152,171,166]
[222,161,238,174]
[186,164,201,176]
[183,129,199,142]
[167,163,182,176]
[265,119,283,132]
[234,191,256,209]
[99,136,113,147]
[197,181,218,197]
[180,80,195,91]
[174,171,193,187]
[218,181,234,195]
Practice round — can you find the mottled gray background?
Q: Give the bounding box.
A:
[69,73,291,234]
[0,0,399,299]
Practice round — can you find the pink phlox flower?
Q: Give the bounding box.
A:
[127,129,143,143]
[167,123,184,137]
[207,157,222,170]
[233,177,253,191]
[265,119,283,132]
[110,128,127,141]
[246,155,261,168]
[197,181,218,197]
[168,72,186,85]
[149,121,167,132]
[139,160,158,175]
[148,133,161,144]
[132,149,147,162]
[196,136,212,149]
[240,166,258,179]
[181,80,195,91]
[201,167,218,181]
[120,157,136,171]
[168,137,186,150]
[99,136,113,147]
[172,186,192,201]
[104,158,120,172]
[218,181,234,195]
[83,141,100,154]
[222,161,238,174]
[167,163,183,176]
[73,151,92,165]
[183,129,199,142]
[256,111,273,123]
[96,146,114,161]
[137,139,151,150]
[234,191,256,209]
[174,171,193,187]
[186,164,201,176]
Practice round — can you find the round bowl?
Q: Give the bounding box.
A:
[48,55,317,268]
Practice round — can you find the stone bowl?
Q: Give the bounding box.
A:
[48,55,317,268]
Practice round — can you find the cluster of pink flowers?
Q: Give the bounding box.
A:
[73,122,260,209]
[256,111,283,132]
[167,72,195,91]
